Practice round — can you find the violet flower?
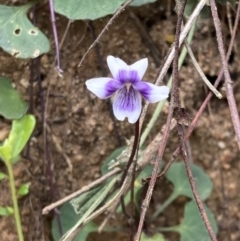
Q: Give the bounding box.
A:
[86,56,169,123]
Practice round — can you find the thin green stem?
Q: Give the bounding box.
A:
[140,21,196,148]
[150,191,178,222]
[6,161,24,241]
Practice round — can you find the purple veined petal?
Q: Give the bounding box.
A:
[107,55,129,80]
[129,58,148,81]
[112,86,142,124]
[86,77,122,99]
[133,81,169,103]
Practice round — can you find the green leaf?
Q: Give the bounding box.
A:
[11,154,21,165]
[101,146,126,175]
[52,202,98,241]
[177,201,218,241]
[17,183,30,196]
[0,77,28,119]
[54,0,126,20]
[166,162,213,201]
[130,0,157,7]
[0,206,13,216]
[0,3,50,58]
[0,172,8,180]
[141,233,165,241]
[0,115,36,162]
[70,184,105,215]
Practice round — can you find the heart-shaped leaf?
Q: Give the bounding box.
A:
[0,115,36,162]
[0,77,27,119]
[0,172,7,180]
[176,201,218,241]
[0,206,13,216]
[0,3,50,58]
[166,162,213,200]
[54,0,126,20]
[141,233,165,241]
[52,202,98,241]
[130,0,157,7]
[151,162,213,220]
[17,182,30,196]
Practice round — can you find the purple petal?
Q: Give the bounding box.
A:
[86,77,122,99]
[130,58,148,81]
[117,69,129,84]
[118,69,139,84]
[133,82,169,103]
[113,86,142,123]
[107,56,129,80]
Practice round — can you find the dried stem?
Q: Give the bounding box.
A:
[173,1,217,240]
[48,0,63,73]
[209,0,240,151]
[139,0,207,129]
[177,124,217,241]
[184,40,222,98]
[135,1,187,240]
[42,167,121,214]
[78,0,134,67]
[158,0,240,182]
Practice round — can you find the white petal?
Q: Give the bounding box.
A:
[86,77,121,99]
[130,58,148,80]
[112,87,142,124]
[134,82,169,103]
[107,55,129,79]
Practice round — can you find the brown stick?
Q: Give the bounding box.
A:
[134,1,187,240]
[177,124,217,241]
[209,0,240,151]
[42,168,121,214]
[157,0,240,181]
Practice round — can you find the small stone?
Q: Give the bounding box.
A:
[73,154,83,162]
[218,141,226,149]
[108,122,113,131]
[222,163,231,170]
[0,128,9,142]
[20,78,29,88]
[229,182,236,190]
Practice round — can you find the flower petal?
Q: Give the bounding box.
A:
[86,77,122,99]
[107,56,129,80]
[113,86,142,123]
[133,82,169,103]
[130,58,148,81]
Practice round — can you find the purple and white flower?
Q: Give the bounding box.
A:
[86,56,169,124]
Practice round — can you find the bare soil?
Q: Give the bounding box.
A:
[0,1,240,241]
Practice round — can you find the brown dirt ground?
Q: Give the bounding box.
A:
[0,1,240,241]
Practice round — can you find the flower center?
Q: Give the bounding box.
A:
[125,82,132,93]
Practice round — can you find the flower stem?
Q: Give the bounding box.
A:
[5,161,24,241]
